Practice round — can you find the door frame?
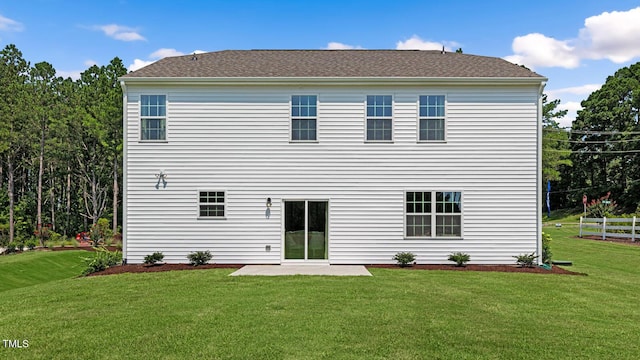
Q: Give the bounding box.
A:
[281,199,330,264]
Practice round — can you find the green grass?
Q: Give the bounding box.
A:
[1,231,639,359]
[0,250,87,292]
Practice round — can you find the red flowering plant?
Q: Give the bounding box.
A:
[586,192,618,218]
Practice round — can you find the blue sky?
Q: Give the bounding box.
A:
[1,0,640,128]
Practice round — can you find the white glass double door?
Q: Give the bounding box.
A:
[283,200,328,260]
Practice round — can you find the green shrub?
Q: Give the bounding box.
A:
[144,252,165,265]
[5,242,18,254]
[448,252,470,267]
[187,250,212,266]
[16,240,25,252]
[26,238,38,250]
[392,252,416,267]
[514,252,538,268]
[586,192,619,218]
[82,247,122,275]
[541,232,552,264]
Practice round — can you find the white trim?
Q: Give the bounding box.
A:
[536,82,546,264]
[120,81,128,262]
[120,76,548,87]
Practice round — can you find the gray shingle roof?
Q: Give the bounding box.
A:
[122,50,544,79]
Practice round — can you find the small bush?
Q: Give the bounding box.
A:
[82,247,122,275]
[5,242,18,254]
[541,232,552,264]
[393,251,416,267]
[448,252,470,267]
[26,238,38,250]
[144,252,165,265]
[514,252,538,268]
[16,240,25,252]
[187,250,212,266]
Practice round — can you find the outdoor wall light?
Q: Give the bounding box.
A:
[266,198,272,208]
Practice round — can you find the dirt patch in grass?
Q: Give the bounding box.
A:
[578,235,640,246]
[367,264,585,275]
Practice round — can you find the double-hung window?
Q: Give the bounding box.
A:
[406,191,462,238]
[199,191,225,218]
[140,95,166,141]
[419,95,445,141]
[291,95,317,141]
[366,95,392,141]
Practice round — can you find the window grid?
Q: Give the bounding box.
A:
[419,95,445,141]
[366,95,392,141]
[406,191,462,238]
[199,191,225,218]
[291,95,317,141]
[406,192,432,238]
[141,95,166,141]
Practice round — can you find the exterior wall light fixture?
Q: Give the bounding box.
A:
[266,198,272,208]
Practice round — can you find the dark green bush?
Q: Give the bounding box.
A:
[393,252,416,267]
[144,251,165,265]
[26,238,37,250]
[5,242,18,254]
[187,250,212,266]
[82,247,122,275]
[448,252,470,267]
[514,252,538,268]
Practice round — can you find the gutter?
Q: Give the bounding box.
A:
[120,80,128,264]
[536,81,547,265]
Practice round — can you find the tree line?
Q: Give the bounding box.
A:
[545,62,640,213]
[0,44,126,245]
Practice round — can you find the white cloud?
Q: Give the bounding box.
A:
[94,24,145,41]
[128,59,155,72]
[505,7,640,69]
[580,7,640,63]
[396,35,458,51]
[193,49,207,54]
[57,70,82,80]
[557,101,582,128]
[84,59,97,67]
[326,42,363,50]
[0,14,23,32]
[150,48,185,59]
[546,84,601,99]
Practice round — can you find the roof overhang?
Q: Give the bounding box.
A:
[119,76,548,87]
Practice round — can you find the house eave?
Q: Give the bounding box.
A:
[119,76,548,87]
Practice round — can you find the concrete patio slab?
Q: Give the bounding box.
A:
[229,265,372,276]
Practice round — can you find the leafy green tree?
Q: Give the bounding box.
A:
[542,94,572,183]
[570,62,640,210]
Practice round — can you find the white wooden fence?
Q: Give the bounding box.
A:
[579,217,638,241]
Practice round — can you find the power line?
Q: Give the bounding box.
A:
[546,138,640,144]
[544,149,640,154]
[543,128,640,135]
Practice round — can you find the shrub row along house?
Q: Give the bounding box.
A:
[119,50,546,265]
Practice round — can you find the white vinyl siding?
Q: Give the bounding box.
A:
[123,85,540,265]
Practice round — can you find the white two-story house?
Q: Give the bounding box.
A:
[119,50,546,265]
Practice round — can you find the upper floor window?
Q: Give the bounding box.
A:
[366,95,392,141]
[291,95,317,141]
[419,95,445,141]
[140,95,166,141]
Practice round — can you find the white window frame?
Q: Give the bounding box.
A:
[417,95,446,143]
[140,94,167,142]
[365,95,393,142]
[404,190,463,239]
[197,190,226,220]
[290,95,319,143]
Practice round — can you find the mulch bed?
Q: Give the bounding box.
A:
[87,263,243,277]
[85,262,584,276]
[367,264,585,275]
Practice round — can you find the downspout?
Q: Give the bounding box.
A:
[120,80,128,264]
[536,81,546,265]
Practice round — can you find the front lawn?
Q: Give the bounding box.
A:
[0,250,87,292]
[0,229,638,359]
